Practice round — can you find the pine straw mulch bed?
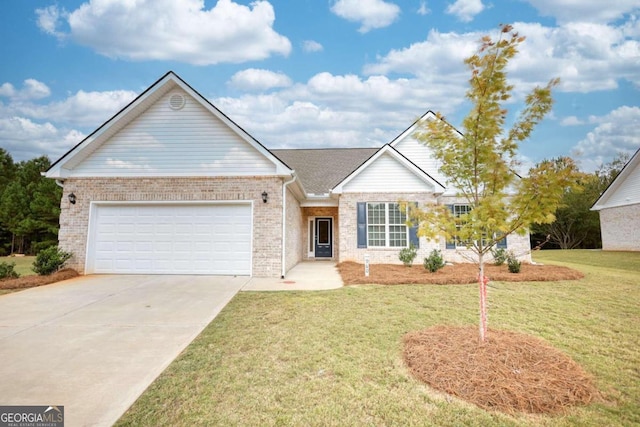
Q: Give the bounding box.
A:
[0,269,80,290]
[403,325,600,414]
[338,261,584,285]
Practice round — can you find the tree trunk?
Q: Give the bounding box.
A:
[478,253,488,342]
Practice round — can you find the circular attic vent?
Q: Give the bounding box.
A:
[168,93,186,110]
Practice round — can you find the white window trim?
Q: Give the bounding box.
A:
[366,202,409,248]
[307,217,315,258]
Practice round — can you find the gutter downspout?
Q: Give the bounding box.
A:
[55,179,65,188]
[281,173,297,279]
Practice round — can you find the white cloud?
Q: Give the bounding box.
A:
[364,29,480,79]
[508,22,640,93]
[36,0,291,65]
[15,89,137,127]
[213,69,467,150]
[365,22,640,97]
[228,69,292,91]
[0,79,51,100]
[302,40,324,53]
[0,117,84,162]
[417,1,430,16]
[524,0,639,24]
[35,5,67,38]
[573,106,640,172]
[445,0,485,23]
[560,116,584,126]
[331,0,401,33]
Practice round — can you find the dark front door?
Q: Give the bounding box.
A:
[315,218,332,258]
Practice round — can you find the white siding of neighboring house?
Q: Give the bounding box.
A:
[391,134,453,194]
[594,154,640,251]
[71,90,276,177]
[342,152,434,193]
[601,160,640,208]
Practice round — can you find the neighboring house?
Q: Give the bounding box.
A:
[45,71,531,278]
[591,148,640,251]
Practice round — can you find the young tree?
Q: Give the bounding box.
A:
[411,25,577,341]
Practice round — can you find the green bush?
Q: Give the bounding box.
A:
[424,249,445,273]
[32,246,72,276]
[491,247,508,266]
[0,261,20,279]
[507,253,521,273]
[399,243,418,267]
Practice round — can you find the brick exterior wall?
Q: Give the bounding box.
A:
[338,192,439,264]
[58,176,284,277]
[599,204,640,251]
[338,192,532,265]
[301,207,339,261]
[284,187,303,275]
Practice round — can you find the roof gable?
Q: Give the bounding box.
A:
[46,71,291,178]
[592,148,640,210]
[332,145,445,194]
[389,111,461,195]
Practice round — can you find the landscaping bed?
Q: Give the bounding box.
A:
[338,260,584,285]
[0,269,79,291]
[404,325,600,414]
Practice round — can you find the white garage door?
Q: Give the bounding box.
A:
[87,203,252,275]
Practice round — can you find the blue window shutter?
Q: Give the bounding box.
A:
[497,235,507,248]
[357,202,367,248]
[445,204,455,249]
[409,202,419,248]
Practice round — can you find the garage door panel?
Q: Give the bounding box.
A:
[88,204,252,275]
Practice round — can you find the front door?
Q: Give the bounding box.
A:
[315,218,332,258]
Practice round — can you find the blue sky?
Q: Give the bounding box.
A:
[1,0,639,172]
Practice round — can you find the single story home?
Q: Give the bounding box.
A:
[45,71,531,278]
[591,148,640,251]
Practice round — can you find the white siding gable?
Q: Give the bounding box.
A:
[601,159,640,208]
[70,90,276,177]
[342,152,434,193]
[392,134,452,194]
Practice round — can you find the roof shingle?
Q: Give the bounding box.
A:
[272,148,378,194]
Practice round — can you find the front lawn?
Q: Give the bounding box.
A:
[116,251,640,426]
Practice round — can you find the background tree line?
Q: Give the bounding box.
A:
[0,148,61,256]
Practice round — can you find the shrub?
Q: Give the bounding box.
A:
[399,243,418,267]
[507,253,521,273]
[0,261,20,280]
[32,246,72,276]
[424,249,445,273]
[492,247,508,266]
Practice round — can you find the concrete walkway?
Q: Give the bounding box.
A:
[242,261,344,291]
[0,275,245,427]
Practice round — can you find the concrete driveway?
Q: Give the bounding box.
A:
[0,274,246,427]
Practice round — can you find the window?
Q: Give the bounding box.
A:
[367,202,408,247]
[446,204,507,249]
[452,204,472,247]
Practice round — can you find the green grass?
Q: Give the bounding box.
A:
[533,249,640,272]
[0,256,36,277]
[116,251,640,427]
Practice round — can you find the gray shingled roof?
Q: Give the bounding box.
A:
[272,148,379,194]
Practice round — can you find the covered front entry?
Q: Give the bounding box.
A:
[86,202,252,275]
[314,217,333,258]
